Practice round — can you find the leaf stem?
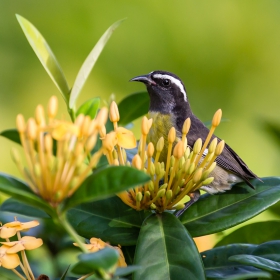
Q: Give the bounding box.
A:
[59,213,88,253]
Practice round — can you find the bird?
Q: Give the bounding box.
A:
[130,70,259,215]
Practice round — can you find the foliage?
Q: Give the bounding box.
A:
[0,15,280,280]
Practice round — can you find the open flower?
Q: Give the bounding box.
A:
[74,237,127,267]
[0,220,39,239]
[11,96,108,207]
[104,102,224,212]
[0,245,20,269]
[0,236,43,253]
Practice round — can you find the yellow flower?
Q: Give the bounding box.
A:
[11,96,108,207]
[104,102,224,212]
[74,237,127,267]
[0,236,43,253]
[0,245,20,269]
[0,220,39,239]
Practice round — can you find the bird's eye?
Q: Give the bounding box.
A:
[162,79,170,86]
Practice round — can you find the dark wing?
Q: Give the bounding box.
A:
[187,114,259,188]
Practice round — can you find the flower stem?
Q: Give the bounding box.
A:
[59,213,88,253]
[12,269,26,280]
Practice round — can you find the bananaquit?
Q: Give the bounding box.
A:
[131,70,259,214]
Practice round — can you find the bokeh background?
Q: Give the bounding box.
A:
[1,0,280,255]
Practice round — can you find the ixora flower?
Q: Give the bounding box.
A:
[0,236,43,253]
[103,102,224,212]
[11,96,108,207]
[74,237,127,267]
[0,220,39,239]
[0,245,20,269]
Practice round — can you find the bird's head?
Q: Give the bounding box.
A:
[130,70,188,114]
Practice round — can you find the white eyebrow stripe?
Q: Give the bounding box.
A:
[153,74,187,102]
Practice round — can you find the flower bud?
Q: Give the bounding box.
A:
[48,95,58,119]
[155,162,161,176]
[182,118,191,134]
[156,137,164,152]
[168,127,176,143]
[159,183,168,190]
[141,116,152,135]
[96,107,108,128]
[16,114,26,133]
[35,105,45,126]
[149,162,155,176]
[166,189,173,202]
[109,101,120,122]
[174,203,185,210]
[193,168,203,183]
[212,109,222,127]
[147,142,154,157]
[202,177,214,186]
[132,154,142,170]
[150,203,157,210]
[193,138,202,155]
[215,140,225,156]
[156,189,166,198]
[136,192,143,202]
[27,118,37,140]
[148,181,154,192]
[173,141,184,159]
[208,138,218,153]
[145,191,150,198]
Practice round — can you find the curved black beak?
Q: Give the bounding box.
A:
[130,74,156,85]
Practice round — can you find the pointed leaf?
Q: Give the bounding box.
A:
[115,265,141,277]
[229,255,280,274]
[62,166,150,211]
[133,212,206,280]
[71,247,119,274]
[67,196,147,245]
[118,92,149,125]
[0,173,55,217]
[201,244,271,279]
[16,14,70,101]
[69,19,125,108]
[60,265,71,280]
[76,97,100,119]
[0,129,20,145]
[1,198,50,218]
[215,221,280,247]
[180,177,280,236]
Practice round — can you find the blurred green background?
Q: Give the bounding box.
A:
[1,0,280,179]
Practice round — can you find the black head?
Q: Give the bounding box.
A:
[130,70,189,114]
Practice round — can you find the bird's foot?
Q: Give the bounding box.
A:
[175,190,200,217]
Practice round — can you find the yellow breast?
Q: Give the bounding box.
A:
[147,111,177,163]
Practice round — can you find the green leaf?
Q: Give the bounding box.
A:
[67,196,147,246]
[180,177,280,237]
[16,14,70,101]
[0,173,55,217]
[229,254,280,274]
[201,244,271,279]
[115,265,141,277]
[60,265,71,280]
[215,221,280,247]
[133,212,206,280]
[1,198,50,218]
[118,92,149,125]
[62,166,150,211]
[122,245,136,265]
[71,247,119,274]
[69,19,125,109]
[0,129,20,145]
[251,240,280,262]
[76,97,100,119]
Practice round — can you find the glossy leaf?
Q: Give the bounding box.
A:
[1,198,50,218]
[0,129,20,145]
[118,92,149,125]
[180,177,280,237]
[229,255,280,274]
[215,221,280,247]
[133,212,206,280]
[67,196,147,245]
[0,173,55,217]
[71,247,119,274]
[62,166,150,211]
[251,240,280,262]
[202,244,271,279]
[16,14,70,101]
[69,19,125,109]
[76,97,100,119]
